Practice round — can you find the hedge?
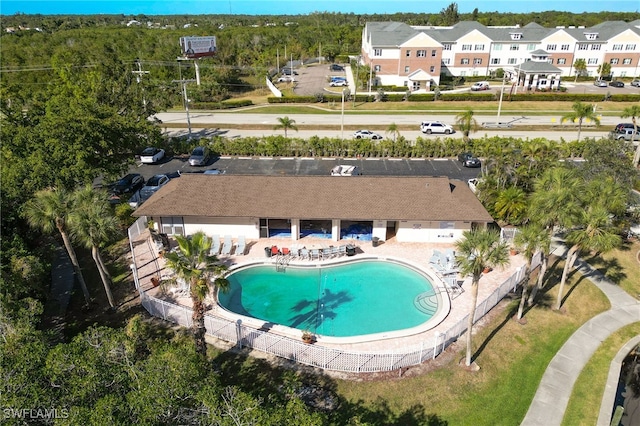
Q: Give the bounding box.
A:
[191,99,253,109]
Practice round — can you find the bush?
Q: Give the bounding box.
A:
[191,99,253,110]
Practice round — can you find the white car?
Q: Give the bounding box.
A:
[353,130,383,140]
[593,80,608,87]
[140,147,165,164]
[277,76,295,83]
[331,165,361,176]
[470,81,490,91]
[330,80,348,87]
[420,121,455,135]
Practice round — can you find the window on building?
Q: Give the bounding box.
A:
[527,44,536,51]
[491,58,500,64]
[561,44,570,51]
[610,58,619,65]
[508,58,517,64]
[417,50,426,57]
[585,32,598,40]
[374,65,381,72]
[374,48,381,56]
[405,66,410,72]
[462,44,472,51]
[623,58,632,65]
[577,44,588,50]
[587,58,598,64]
[460,71,467,76]
[431,49,437,57]
[443,44,451,50]
[441,58,450,65]
[461,58,470,65]
[473,58,482,65]
[406,50,411,57]
[613,44,623,51]
[557,58,566,65]
[510,44,519,51]
[626,44,637,50]
[493,44,503,50]
[539,79,547,85]
[547,59,554,64]
[591,44,601,50]
[510,33,522,40]
[430,66,435,72]
[474,44,484,50]
[546,44,557,51]
[473,71,479,76]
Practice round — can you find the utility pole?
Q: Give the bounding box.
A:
[173,61,196,140]
[132,58,150,113]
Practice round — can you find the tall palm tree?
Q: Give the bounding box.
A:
[561,101,600,142]
[164,232,228,356]
[386,122,400,142]
[455,228,509,367]
[23,188,91,305]
[273,116,298,138]
[513,223,550,321]
[620,105,640,166]
[69,186,119,309]
[527,167,583,305]
[455,107,479,142]
[556,206,621,310]
[494,186,528,226]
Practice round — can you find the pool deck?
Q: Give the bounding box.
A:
[134,230,527,353]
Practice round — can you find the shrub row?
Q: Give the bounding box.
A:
[191,99,253,109]
[165,134,594,160]
[268,92,639,104]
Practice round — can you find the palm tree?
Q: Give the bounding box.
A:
[455,107,479,142]
[164,231,228,356]
[386,122,400,142]
[556,206,621,310]
[494,186,528,225]
[273,116,298,138]
[513,223,550,321]
[620,105,640,166]
[23,188,91,305]
[561,101,600,142]
[455,228,509,366]
[69,186,119,309]
[527,167,582,305]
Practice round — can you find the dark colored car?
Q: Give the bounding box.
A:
[329,64,344,71]
[188,146,210,166]
[609,80,625,88]
[615,123,635,133]
[111,173,145,195]
[281,67,298,76]
[458,152,481,168]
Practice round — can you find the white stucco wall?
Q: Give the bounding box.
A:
[395,220,467,243]
[182,216,260,239]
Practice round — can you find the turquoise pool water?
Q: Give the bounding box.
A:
[219,260,439,337]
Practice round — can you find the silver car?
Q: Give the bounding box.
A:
[188,146,210,166]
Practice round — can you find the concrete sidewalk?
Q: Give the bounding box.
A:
[521,244,640,425]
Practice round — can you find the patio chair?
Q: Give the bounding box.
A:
[221,235,233,255]
[338,245,347,256]
[236,235,246,256]
[310,249,320,260]
[444,276,464,298]
[271,245,281,256]
[210,235,221,255]
[329,246,339,258]
[299,248,309,260]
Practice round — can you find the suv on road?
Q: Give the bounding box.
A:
[470,81,490,91]
[609,129,640,142]
[420,121,455,135]
[329,64,344,71]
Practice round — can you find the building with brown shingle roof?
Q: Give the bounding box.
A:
[133,174,494,243]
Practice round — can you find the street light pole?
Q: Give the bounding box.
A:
[496,71,507,124]
[341,88,345,140]
[173,60,196,140]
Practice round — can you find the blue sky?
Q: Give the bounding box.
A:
[1,0,638,16]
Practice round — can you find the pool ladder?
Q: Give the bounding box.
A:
[274,254,291,272]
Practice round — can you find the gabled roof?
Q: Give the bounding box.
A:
[517,61,561,73]
[133,175,494,223]
[407,69,433,80]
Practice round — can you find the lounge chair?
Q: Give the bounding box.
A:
[310,249,320,260]
[338,245,347,256]
[210,235,221,255]
[299,248,309,260]
[221,235,233,255]
[271,246,281,256]
[236,235,246,256]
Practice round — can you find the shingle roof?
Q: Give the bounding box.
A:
[133,175,494,223]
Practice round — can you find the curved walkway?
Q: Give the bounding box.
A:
[522,245,640,425]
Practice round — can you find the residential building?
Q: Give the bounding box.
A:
[133,175,494,244]
[360,20,640,91]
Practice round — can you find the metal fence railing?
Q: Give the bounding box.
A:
[137,267,525,373]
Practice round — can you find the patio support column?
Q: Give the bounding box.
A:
[291,219,300,241]
[332,219,340,242]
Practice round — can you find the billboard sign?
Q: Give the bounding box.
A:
[179,36,217,59]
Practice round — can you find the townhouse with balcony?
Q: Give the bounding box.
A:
[360,20,640,92]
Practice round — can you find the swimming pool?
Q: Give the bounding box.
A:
[218,258,449,342]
